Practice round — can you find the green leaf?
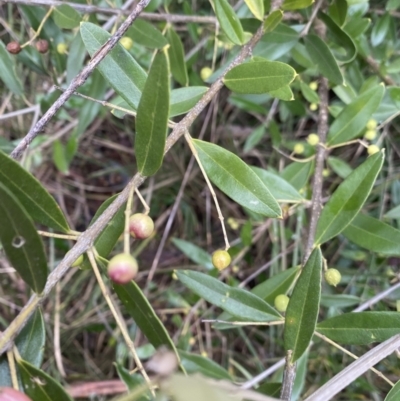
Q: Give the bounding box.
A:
[284,247,322,363]
[251,167,304,203]
[214,0,245,45]
[327,85,385,147]
[327,156,353,179]
[0,183,48,294]
[192,140,282,218]
[343,213,400,256]
[281,161,313,190]
[263,10,283,33]
[53,4,81,29]
[282,0,313,10]
[0,149,69,232]
[371,13,391,47]
[0,41,23,95]
[304,34,344,86]
[135,50,170,176]
[328,0,348,26]
[170,87,208,117]
[80,195,126,270]
[115,364,152,400]
[268,85,294,101]
[317,312,400,345]
[300,81,319,104]
[385,204,400,219]
[318,11,356,63]
[167,28,188,86]
[385,379,400,401]
[320,294,360,308]
[224,60,296,94]
[176,270,282,322]
[172,238,213,270]
[244,0,264,20]
[52,140,69,175]
[314,151,384,246]
[66,32,86,84]
[18,359,73,401]
[178,350,231,380]
[128,19,168,49]
[80,22,147,110]
[113,281,178,352]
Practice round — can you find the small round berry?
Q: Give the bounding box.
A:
[366,119,377,130]
[56,43,67,54]
[309,103,318,111]
[274,294,290,313]
[212,250,231,270]
[324,268,341,287]
[71,255,84,267]
[6,41,21,54]
[227,217,239,230]
[108,253,138,284]
[0,387,33,401]
[307,133,319,146]
[322,168,330,177]
[309,81,318,91]
[364,129,377,141]
[367,144,380,155]
[200,67,212,81]
[129,213,154,239]
[120,37,133,50]
[293,143,305,154]
[36,39,49,54]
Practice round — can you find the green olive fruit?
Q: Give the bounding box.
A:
[129,213,154,239]
[274,294,290,313]
[107,253,138,284]
[212,250,231,270]
[120,37,133,50]
[324,268,341,287]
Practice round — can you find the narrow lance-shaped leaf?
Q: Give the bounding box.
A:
[170,86,208,117]
[317,312,400,345]
[128,19,168,49]
[224,60,296,94]
[263,10,283,33]
[192,140,282,218]
[176,270,282,322]
[327,85,385,147]
[282,0,314,10]
[135,49,170,176]
[244,0,264,21]
[385,379,400,401]
[53,4,81,29]
[0,41,23,95]
[0,183,48,294]
[0,149,69,232]
[343,213,400,256]
[172,238,214,270]
[18,359,73,401]
[304,34,344,86]
[284,247,322,363]
[166,28,188,86]
[80,22,147,110]
[314,150,384,246]
[213,0,245,45]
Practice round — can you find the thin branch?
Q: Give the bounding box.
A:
[10,0,152,160]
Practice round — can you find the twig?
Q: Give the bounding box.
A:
[10,0,152,160]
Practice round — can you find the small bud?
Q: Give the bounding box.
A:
[6,41,21,54]
[120,37,133,50]
[56,43,67,55]
[200,67,212,81]
[309,103,318,111]
[307,133,319,146]
[129,213,154,239]
[324,268,341,287]
[367,144,380,155]
[0,387,33,401]
[364,129,377,141]
[293,143,305,154]
[274,294,290,313]
[309,81,318,91]
[108,253,138,284]
[366,119,377,130]
[212,249,231,270]
[36,39,49,54]
[322,168,330,177]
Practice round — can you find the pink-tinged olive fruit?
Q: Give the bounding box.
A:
[324,268,341,287]
[129,213,154,239]
[71,254,84,267]
[0,387,33,401]
[107,253,138,284]
[6,42,21,54]
[212,250,231,271]
[36,39,49,54]
[274,294,290,313]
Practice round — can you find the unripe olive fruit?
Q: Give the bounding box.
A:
[309,103,318,111]
[307,133,319,146]
[120,37,133,50]
[367,144,380,155]
[309,81,318,91]
[274,294,290,313]
[324,268,341,287]
[366,119,377,130]
[364,129,377,141]
[129,213,154,239]
[36,39,49,54]
[6,41,21,54]
[56,43,67,54]
[200,67,212,81]
[293,143,304,154]
[0,387,33,401]
[107,253,138,284]
[71,255,84,267]
[212,250,231,270]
